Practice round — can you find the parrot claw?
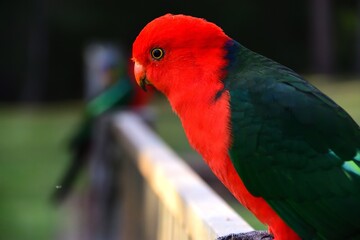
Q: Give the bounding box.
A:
[216,231,273,240]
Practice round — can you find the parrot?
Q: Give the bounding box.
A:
[132,14,360,240]
[52,62,152,203]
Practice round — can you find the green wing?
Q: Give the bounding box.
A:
[53,77,134,202]
[225,41,360,240]
[85,76,134,118]
[70,77,134,149]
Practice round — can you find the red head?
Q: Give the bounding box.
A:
[132,13,233,177]
[132,14,231,98]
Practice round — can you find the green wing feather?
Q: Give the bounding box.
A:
[69,77,134,150]
[225,41,360,240]
[52,77,134,202]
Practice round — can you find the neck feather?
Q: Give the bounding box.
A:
[166,62,231,170]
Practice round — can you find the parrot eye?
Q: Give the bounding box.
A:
[151,48,164,60]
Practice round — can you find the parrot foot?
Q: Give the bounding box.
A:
[217,231,273,240]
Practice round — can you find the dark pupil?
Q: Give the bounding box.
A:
[153,49,162,58]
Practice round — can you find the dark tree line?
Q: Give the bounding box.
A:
[1,0,359,102]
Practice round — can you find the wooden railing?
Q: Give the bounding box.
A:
[85,111,254,240]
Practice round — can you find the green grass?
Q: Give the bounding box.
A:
[0,104,81,240]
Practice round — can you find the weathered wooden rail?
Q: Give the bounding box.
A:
[84,111,254,240]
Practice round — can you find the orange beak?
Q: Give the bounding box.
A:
[134,61,149,91]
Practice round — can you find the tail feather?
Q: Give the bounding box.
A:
[51,143,89,204]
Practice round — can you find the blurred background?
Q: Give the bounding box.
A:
[1,0,360,239]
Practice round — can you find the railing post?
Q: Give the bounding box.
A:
[108,112,254,240]
[84,113,123,240]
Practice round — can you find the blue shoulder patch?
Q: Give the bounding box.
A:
[224,39,240,71]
